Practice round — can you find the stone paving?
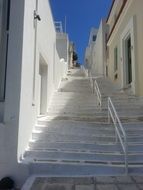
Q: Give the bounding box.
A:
[30,176,143,190]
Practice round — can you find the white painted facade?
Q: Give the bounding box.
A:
[84,21,108,77]
[91,20,109,76]
[84,28,98,74]
[0,0,68,187]
[68,42,74,68]
[106,0,143,96]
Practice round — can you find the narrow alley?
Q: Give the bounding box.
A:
[2,1,143,189]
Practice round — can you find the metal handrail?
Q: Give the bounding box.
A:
[88,71,102,107]
[81,66,88,77]
[88,71,93,87]
[94,79,102,107]
[108,97,128,174]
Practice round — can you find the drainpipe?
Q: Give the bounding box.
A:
[32,0,41,105]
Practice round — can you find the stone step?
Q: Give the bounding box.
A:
[51,96,96,100]
[103,99,143,105]
[59,83,91,85]
[48,103,141,110]
[35,126,143,137]
[101,96,143,101]
[29,162,143,176]
[101,92,134,96]
[37,119,143,129]
[53,93,141,102]
[58,88,92,91]
[37,115,143,123]
[29,163,125,176]
[38,115,108,122]
[46,111,107,116]
[36,119,112,127]
[45,113,143,121]
[54,91,92,94]
[35,122,143,137]
[35,125,115,134]
[50,97,97,101]
[50,101,142,108]
[34,128,143,138]
[50,95,97,99]
[30,141,143,148]
[60,79,89,82]
[59,84,91,88]
[31,132,115,142]
[28,141,143,153]
[46,109,143,116]
[24,150,143,164]
[48,103,98,107]
[104,102,143,108]
[58,90,92,93]
[31,132,143,144]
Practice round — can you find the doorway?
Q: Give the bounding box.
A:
[125,36,132,85]
[39,58,48,115]
[0,0,10,100]
[120,17,136,94]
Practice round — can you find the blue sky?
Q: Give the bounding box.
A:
[49,0,112,64]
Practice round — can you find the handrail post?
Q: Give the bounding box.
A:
[94,79,102,108]
[125,139,128,175]
[114,116,118,144]
[107,97,128,174]
[92,78,95,94]
[108,99,111,124]
[115,130,118,144]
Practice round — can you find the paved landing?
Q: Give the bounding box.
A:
[26,176,143,190]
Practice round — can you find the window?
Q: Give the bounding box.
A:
[106,66,108,77]
[114,73,118,80]
[114,47,118,71]
[92,35,96,42]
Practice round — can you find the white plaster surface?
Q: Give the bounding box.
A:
[0,0,68,187]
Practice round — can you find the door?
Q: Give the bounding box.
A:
[0,0,10,100]
[125,36,132,85]
[39,61,48,115]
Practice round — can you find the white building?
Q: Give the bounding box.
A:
[84,21,108,77]
[68,42,74,68]
[84,28,98,75]
[106,0,143,96]
[91,19,109,76]
[0,0,68,187]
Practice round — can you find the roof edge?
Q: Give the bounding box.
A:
[106,0,115,23]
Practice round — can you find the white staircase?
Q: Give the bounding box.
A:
[22,68,143,176]
[96,77,143,122]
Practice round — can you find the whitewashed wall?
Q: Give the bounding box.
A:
[18,0,68,167]
[84,20,108,77]
[84,28,98,75]
[56,33,69,62]
[91,20,108,76]
[0,0,68,186]
[0,0,29,186]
